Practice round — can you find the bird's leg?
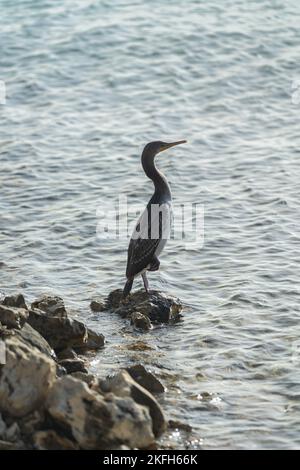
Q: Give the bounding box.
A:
[142,272,150,293]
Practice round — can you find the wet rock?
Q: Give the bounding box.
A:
[107,289,182,324]
[126,364,165,394]
[75,327,105,351]
[0,304,29,329]
[0,336,56,417]
[168,420,192,433]
[126,341,155,351]
[56,348,78,361]
[106,289,123,309]
[33,430,78,450]
[31,295,67,318]
[131,312,152,331]
[27,308,87,352]
[90,298,106,312]
[2,293,27,310]
[15,323,55,359]
[46,376,154,449]
[99,370,166,437]
[58,358,88,374]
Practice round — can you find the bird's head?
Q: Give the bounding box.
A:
[143,140,187,157]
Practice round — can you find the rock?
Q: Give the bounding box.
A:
[33,430,78,450]
[0,336,56,417]
[0,439,25,450]
[130,312,152,331]
[5,422,20,442]
[0,304,29,329]
[2,293,27,310]
[31,295,67,318]
[126,341,154,351]
[56,348,78,360]
[70,372,97,387]
[19,410,45,437]
[0,413,6,438]
[75,327,105,351]
[106,289,123,309]
[126,365,165,394]
[99,370,166,437]
[107,289,182,324]
[46,376,154,449]
[27,308,87,352]
[15,323,55,359]
[90,298,106,312]
[58,358,88,374]
[168,420,192,433]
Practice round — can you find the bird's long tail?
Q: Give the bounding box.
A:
[123,278,133,298]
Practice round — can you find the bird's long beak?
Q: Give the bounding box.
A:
[160,140,187,152]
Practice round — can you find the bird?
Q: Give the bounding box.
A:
[123,140,187,298]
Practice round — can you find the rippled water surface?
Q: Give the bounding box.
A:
[1,0,300,449]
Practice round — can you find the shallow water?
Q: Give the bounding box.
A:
[1,0,300,449]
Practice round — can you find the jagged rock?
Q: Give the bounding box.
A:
[31,295,67,318]
[106,290,123,309]
[33,430,78,450]
[90,298,106,312]
[0,304,29,329]
[5,421,20,442]
[130,312,152,331]
[168,420,192,432]
[0,413,6,438]
[0,439,25,450]
[58,358,88,374]
[19,410,45,437]
[56,348,78,360]
[2,294,27,310]
[75,328,104,351]
[107,289,182,324]
[46,376,154,449]
[15,323,55,359]
[27,308,87,352]
[98,370,166,437]
[70,372,97,387]
[126,364,165,394]
[0,336,56,417]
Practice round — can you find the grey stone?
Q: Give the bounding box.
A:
[130,312,152,331]
[0,336,56,417]
[27,308,87,351]
[46,376,154,449]
[90,298,106,312]
[2,293,27,310]
[33,430,78,450]
[99,370,166,438]
[107,289,182,324]
[31,295,67,318]
[0,304,29,329]
[126,364,165,394]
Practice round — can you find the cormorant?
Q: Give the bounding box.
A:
[123,140,186,297]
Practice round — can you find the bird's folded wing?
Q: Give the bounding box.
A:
[126,237,160,278]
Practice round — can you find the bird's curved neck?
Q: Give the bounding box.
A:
[142,152,171,200]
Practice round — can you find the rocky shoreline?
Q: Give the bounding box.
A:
[0,289,187,450]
